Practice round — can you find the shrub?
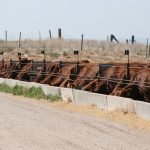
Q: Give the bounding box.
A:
[63,50,69,57]
[49,52,61,58]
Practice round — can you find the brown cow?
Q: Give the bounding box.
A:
[113,69,150,102]
[16,64,32,81]
[72,64,99,89]
[51,64,77,86]
[39,62,60,84]
[83,64,145,95]
[43,60,89,87]
[4,58,30,79]
[83,65,127,94]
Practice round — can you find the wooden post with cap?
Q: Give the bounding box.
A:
[125,49,130,81]
[41,50,46,73]
[81,34,84,51]
[5,30,7,45]
[146,38,149,58]
[18,32,21,48]
[74,50,79,74]
[2,59,4,68]
[10,59,12,68]
[18,53,21,69]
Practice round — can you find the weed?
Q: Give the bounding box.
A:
[0,83,61,102]
[63,50,69,57]
[49,52,61,58]
[47,90,61,102]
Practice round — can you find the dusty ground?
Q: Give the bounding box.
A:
[0,93,150,150]
[52,102,150,131]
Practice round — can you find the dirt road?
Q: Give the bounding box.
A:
[0,93,150,150]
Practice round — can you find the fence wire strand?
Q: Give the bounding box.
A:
[0,61,150,88]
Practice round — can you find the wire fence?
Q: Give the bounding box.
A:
[0,30,150,58]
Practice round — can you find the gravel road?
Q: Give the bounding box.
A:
[0,93,150,150]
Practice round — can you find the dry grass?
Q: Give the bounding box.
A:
[52,101,150,131]
[0,38,149,63]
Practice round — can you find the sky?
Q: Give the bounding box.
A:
[0,0,150,41]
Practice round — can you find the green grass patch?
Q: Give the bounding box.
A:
[63,50,69,57]
[0,47,14,52]
[49,52,61,58]
[0,83,61,102]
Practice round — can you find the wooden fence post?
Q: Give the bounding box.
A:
[49,30,52,39]
[43,59,46,73]
[39,31,42,42]
[131,35,135,44]
[149,44,150,58]
[18,53,21,69]
[58,61,62,70]
[2,59,4,68]
[81,34,84,51]
[58,28,61,39]
[146,38,149,58]
[125,50,130,81]
[18,32,21,48]
[5,30,7,44]
[10,59,12,68]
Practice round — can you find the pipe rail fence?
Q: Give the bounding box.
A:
[0,60,150,89]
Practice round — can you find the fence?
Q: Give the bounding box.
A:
[0,60,150,84]
[0,30,150,61]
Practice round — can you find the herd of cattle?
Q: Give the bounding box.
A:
[0,57,149,102]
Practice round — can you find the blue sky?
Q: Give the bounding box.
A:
[0,0,150,41]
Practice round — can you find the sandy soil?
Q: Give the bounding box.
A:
[0,93,150,150]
